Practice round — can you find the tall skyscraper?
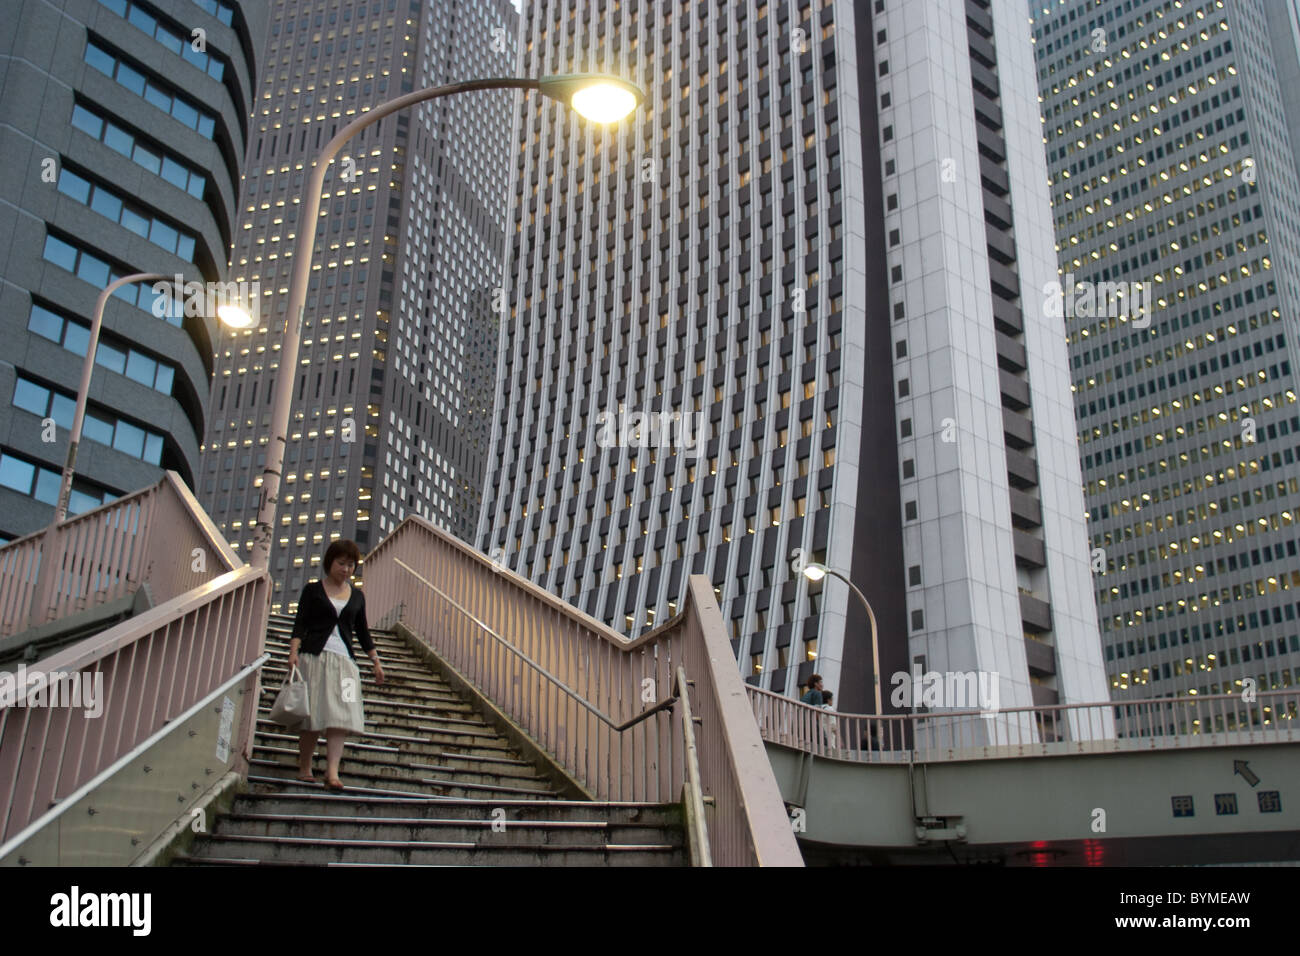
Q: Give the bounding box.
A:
[477,0,1108,718]
[1030,0,1300,701]
[0,0,265,541]
[200,0,517,610]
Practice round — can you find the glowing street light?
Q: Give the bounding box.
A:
[247,73,643,569]
[801,562,882,714]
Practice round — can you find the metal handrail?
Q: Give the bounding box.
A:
[0,564,271,841]
[746,683,1300,764]
[0,652,269,863]
[675,666,712,867]
[366,516,805,865]
[0,471,243,636]
[394,558,679,731]
[748,683,1300,723]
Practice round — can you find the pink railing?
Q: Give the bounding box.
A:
[0,564,269,843]
[364,516,803,867]
[0,471,241,636]
[748,685,1300,762]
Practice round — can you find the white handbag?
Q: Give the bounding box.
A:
[269,663,311,728]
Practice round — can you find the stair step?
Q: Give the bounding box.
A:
[229,790,682,826]
[212,812,683,847]
[254,727,528,765]
[171,616,689,867]
[247,766,560,801]
[182,833,684,866]
[252,742,548,783]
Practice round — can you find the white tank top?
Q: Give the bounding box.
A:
[321,592,351,657]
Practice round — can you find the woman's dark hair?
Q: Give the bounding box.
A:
[807,674,823,690]
[322,538,361,574]
[822,691,834,704]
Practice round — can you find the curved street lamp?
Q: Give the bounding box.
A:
[247,74,644,570]
[802,562,882,714]
[52,273,252,523]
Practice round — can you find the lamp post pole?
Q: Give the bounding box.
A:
[52,272,169,525]
[249,77,592,571]
[806,564,882,714]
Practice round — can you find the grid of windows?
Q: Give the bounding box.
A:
[11,376,166,464]
[478,0,848,697]
[1031,0,1300,698]
[201,0,511,610]
[57,167,196,259]
[70,102,206,199]
[28,302,176,395]
[96,0,226,81]
[0,451,114,515]
[189,0,233,26]
[83,41,217,137]
[40,233,184,324]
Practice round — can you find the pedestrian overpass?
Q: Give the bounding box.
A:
[0,472,1295,866]
[749,688,1300,865]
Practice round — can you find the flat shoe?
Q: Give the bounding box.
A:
[325,778,345,791]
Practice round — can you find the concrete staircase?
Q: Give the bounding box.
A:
[171,613,687,866]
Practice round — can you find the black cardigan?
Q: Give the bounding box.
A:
[290,580,375,662]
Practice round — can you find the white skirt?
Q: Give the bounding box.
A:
[295,650,366,735]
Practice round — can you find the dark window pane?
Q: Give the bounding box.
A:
[121,207,150,237]
[77,255,110,287]
[149,219,178,252]
[42,234,78,270]
[127,6,154,32]
[57,170,91,203]
[103,122,133,156]
[82,415,114,446]
[143,432,164,464]
[197,114,214,137]
[175,233,195,260]
[84,44,115,76]
[70,104,103,137]
[117,64,146,95]
[144,83,171,112]
[125,350,155,385]
[28,304,64,342]
[90,188,123,221]
[33,469,61,505]
[132,143,161,174]
[12,379,48,416]
[153,363,174,393]
[50,393,76,428]
[158,31,183,55]
[97,342,126,374]
[113,420,145,458]
[172,98,198,129]
[0,455,36,494]
[62,322,90,355]
[160,156,187,187]
[68,488,99,515]
[186,175,205,198]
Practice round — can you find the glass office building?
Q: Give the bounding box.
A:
[1030,0,1300,702]
[478,0,1109,719]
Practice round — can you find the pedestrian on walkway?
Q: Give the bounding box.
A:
[800,674,825,706]
[819,690,840,752]
[286,538,385,790]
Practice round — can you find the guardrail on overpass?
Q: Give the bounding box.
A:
[747,686,1300,864]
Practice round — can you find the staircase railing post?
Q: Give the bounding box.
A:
[26,521,65,630]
